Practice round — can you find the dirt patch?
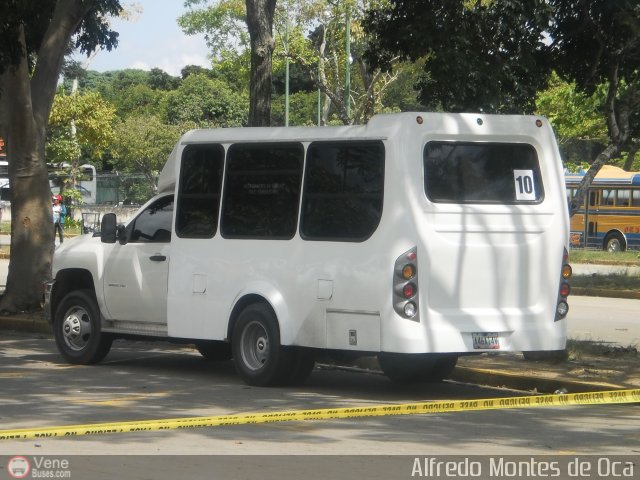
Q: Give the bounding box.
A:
[458,341,640,389]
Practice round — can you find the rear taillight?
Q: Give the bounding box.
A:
[394,247,419,321]
[556,247,571,321]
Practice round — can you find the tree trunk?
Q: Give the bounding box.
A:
[0,1,90,312]
[623,143,638,171]
[569,143,620,217]
[0,51,54,312]
[569,62,635,217]
[246,0,277,127]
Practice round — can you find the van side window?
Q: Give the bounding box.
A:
[129,195,174,243]
[424,142,543,203]
[301,141,385,241]
[176,144,225,238]
[221,143,304,239]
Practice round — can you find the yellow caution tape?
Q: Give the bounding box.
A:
[1,389,638,441]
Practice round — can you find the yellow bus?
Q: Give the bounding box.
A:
[566,165,640,251]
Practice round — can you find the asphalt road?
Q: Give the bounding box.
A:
[0,332,638,460]
[569,296,640,346]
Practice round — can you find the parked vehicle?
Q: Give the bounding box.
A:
[566,165,640,251]
[45,112,571,386]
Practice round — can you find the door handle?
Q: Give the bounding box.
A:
[149,255,166,262]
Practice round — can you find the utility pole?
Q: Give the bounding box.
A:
[345,4,351,121]
[284,8,290,127]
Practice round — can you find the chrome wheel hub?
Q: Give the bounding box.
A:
[61,307,92,351]
[240,321,270,371]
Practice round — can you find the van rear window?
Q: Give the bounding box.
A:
[424,142,543,204]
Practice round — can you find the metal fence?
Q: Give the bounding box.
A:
[96,173,157,206]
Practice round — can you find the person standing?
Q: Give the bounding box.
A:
[53,195,64,244]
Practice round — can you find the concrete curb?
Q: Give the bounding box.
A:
[449,366,625,394]
[0,313,50,334]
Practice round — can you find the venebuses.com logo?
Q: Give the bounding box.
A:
[6,456,30,479]
[5,456,71,478]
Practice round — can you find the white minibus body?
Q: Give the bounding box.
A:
[47,112,571,386]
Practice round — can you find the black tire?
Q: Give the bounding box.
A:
[53,289,112,364]
[378,353,458,384]
[231,303,294,386]
[604,232,626,252]
[195,341,232,361]
[424,355,458,382]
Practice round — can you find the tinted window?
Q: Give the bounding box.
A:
[301,141,385,241]
[221,143,303,239]
[0,186,10,202]
[129,195,173,243]
[176,144,224,238]
[632,190,640,207]
[424,142,543,203]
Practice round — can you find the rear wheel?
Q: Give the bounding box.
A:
[231,303,294,386]
[604,232,626,252]
[378,353,458,384]
[53,290,112,364]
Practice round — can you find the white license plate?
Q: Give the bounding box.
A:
[472,332,500,350]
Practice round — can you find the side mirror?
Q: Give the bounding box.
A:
[100,213,117,243]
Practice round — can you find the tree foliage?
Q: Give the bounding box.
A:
[48,90,117,160]
[179,0,248,59]
[180,0,412,126]
[364,0,553,113]
[535,72,608,167]
[548,0,640,213]
[364,0,640,215]
[111,115,183,199]
[164,73,248,127]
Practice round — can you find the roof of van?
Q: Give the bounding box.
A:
[158,112,553,194]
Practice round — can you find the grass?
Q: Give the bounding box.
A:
[570,273,640,291]
[569,249,640,293]
[566,339,638,358]
[569,249,640,266]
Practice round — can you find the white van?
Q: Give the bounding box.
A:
[45,112,571,386]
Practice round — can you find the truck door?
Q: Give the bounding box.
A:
[103,195,173,324]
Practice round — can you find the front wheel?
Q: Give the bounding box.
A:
[231,303,294,386]
[53,290,112,364]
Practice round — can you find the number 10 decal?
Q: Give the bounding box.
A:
[513,169,536,201]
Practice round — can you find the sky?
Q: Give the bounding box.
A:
[73,0,212,77]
